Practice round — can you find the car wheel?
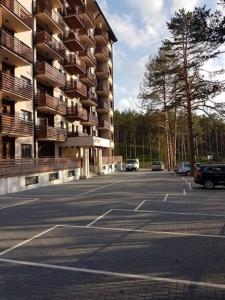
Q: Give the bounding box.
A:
[204,180,214,190]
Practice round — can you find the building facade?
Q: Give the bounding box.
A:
[0,0,121,191]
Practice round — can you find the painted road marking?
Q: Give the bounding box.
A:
[0,225,58,257]
[112,208,225,218]
[1,257,225,290]
[188,182,192,191]
[86,209,113,227]
[183,189,186,196]
[0,198,39,210]
[59,223,225,239]
[134,200,146,211]
[163,194,169,202]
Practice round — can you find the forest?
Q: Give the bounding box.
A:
[114,110,225,168]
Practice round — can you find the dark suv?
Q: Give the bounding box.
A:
[194,165,225,190]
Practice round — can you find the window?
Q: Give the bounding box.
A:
[49,172,59,181]
[25,176,38,186]
[60,95,63,102]
[21,144,32,158]
[21,110,31,122]
[60,121,64,129]
[68,170,75,177]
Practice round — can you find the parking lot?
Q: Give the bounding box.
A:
[0,171,225,299]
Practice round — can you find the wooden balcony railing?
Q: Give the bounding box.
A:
[87,114,98,126]
[36,93,66,115]
[96,82,110,96]
[95,46,109,61]
[0,157,82,178]
[0,0,32,29]
[67,131,88,137]
[95,28,109,45]
[97,100,110,112]
[79,5,95,28]
[35,31,65,58]
[64,79,87,98]
[98,119,110,130]
[66,107,88,121]
[80,48,96,67]
[0,114,33,137]
[102,156,123,165]
[96,65,110,79]
[67,0,85,6]
[35,62,66,87]
[0,29,33,63]
[63,54,86,74]
[0,72,33,101]
[36,0,65,31]
[36,124,67,141]
[63,30,85,52]
[80,70,97,86]
[79,28,96,47]
[62,5,84,29]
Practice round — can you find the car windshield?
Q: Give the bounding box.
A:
[127,160,137,164]
[183,163,190,167]
[152,162,162,165]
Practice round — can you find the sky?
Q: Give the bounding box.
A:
[97,0,223,111]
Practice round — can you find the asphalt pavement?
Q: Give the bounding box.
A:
[0,170,225,299]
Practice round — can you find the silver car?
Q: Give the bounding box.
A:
[152,161,164,171]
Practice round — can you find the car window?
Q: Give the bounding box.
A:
[127,160,136,164]
[152,161,161,165]
[206,167,221,172]
[183,163,190,167]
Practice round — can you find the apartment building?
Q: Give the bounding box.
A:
[0,0,122,193]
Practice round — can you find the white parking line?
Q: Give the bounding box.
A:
[0,198,39,210]
[113,208,225,218]
[143,199,225,205]
[1,257,225,290]
[0,225,58,257]
[163,194,169,202]
[58,223,225,239]
[134,200,146,211]
[183,189,186,196]
[188,182,192,191]
[86,209,113,227]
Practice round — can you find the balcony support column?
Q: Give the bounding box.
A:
[81,148,89,179]
[97,148,103,174]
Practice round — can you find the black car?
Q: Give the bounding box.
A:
[194,164,225,190]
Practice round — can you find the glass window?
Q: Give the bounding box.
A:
[21,110,31,122]
[21,144,32,158]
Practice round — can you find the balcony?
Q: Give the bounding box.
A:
[81,114,98,127]
[35,62,66,88]
[79,6,95,29]
[36,92,66,115]
[67,0,85,5]
[66,107,88,122]
[0,0,32,32]
[96,83,110,97]
[36,0,64,34]
[95,47,109,63]
[63,30,85,52]
[97,100,110,113]
[0,114,33,137]
[80,49,96,67]
[81,91,97,107]
[80,70,97,87]
[0,29,33,66]
[35,31,65,60]
[63,54,86,75]
[67,131,88,137]
[36,124,67,142]
[79,28,96,48]
[50,0,64,8]
[64,80,87,99]
[98,120,110,130]
[62,5,84,29]
[0,72,33,102]
[96,65,110,80]
[95,28,109,46]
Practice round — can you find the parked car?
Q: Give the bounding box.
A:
[125,159,139,171]
[194,164,225,190]
[152,161,164,171]
[177,162,200,176]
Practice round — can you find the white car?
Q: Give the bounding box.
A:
[125,159,139,171]
[152,161,164,171]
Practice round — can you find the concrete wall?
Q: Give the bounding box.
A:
[0,168,81,195]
